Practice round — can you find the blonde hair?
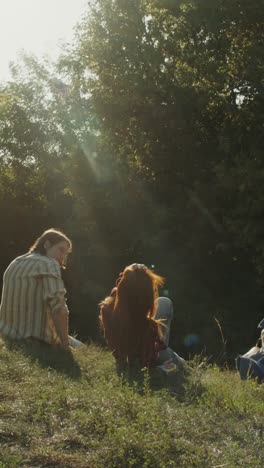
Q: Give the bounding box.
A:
[29,228,72,267]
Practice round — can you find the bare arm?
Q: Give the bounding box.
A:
[52,308,70,351]
[41,259,70,350]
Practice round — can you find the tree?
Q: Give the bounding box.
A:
[60,0,264,354]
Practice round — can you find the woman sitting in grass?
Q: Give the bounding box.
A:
[99,263,185,370]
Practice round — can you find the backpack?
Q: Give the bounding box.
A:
[236,318,264,382]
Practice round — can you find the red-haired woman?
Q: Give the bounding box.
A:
[99,263,185,369]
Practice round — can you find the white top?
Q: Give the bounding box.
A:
[0,253,69,344]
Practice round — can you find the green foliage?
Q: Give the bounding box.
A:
[66,0,264,232]
[1,0,264,355]
[61,0,264,351]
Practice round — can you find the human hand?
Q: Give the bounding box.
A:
[163,358,176,370]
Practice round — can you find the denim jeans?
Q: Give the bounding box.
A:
[155,297,185,368]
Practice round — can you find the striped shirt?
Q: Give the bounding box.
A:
[0,253,69,344]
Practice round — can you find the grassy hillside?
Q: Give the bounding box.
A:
[0,339,263,468]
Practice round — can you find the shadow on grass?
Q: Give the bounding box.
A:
[4,338,82,379]
[116,362,196,401]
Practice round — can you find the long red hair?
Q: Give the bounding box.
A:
[100,264,164,364]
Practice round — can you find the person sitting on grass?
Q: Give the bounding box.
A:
[99,263,185,370]
[0,228,82,351]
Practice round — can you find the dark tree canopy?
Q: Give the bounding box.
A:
[1,0,264,359]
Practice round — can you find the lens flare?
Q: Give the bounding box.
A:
[184,334,200,348]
